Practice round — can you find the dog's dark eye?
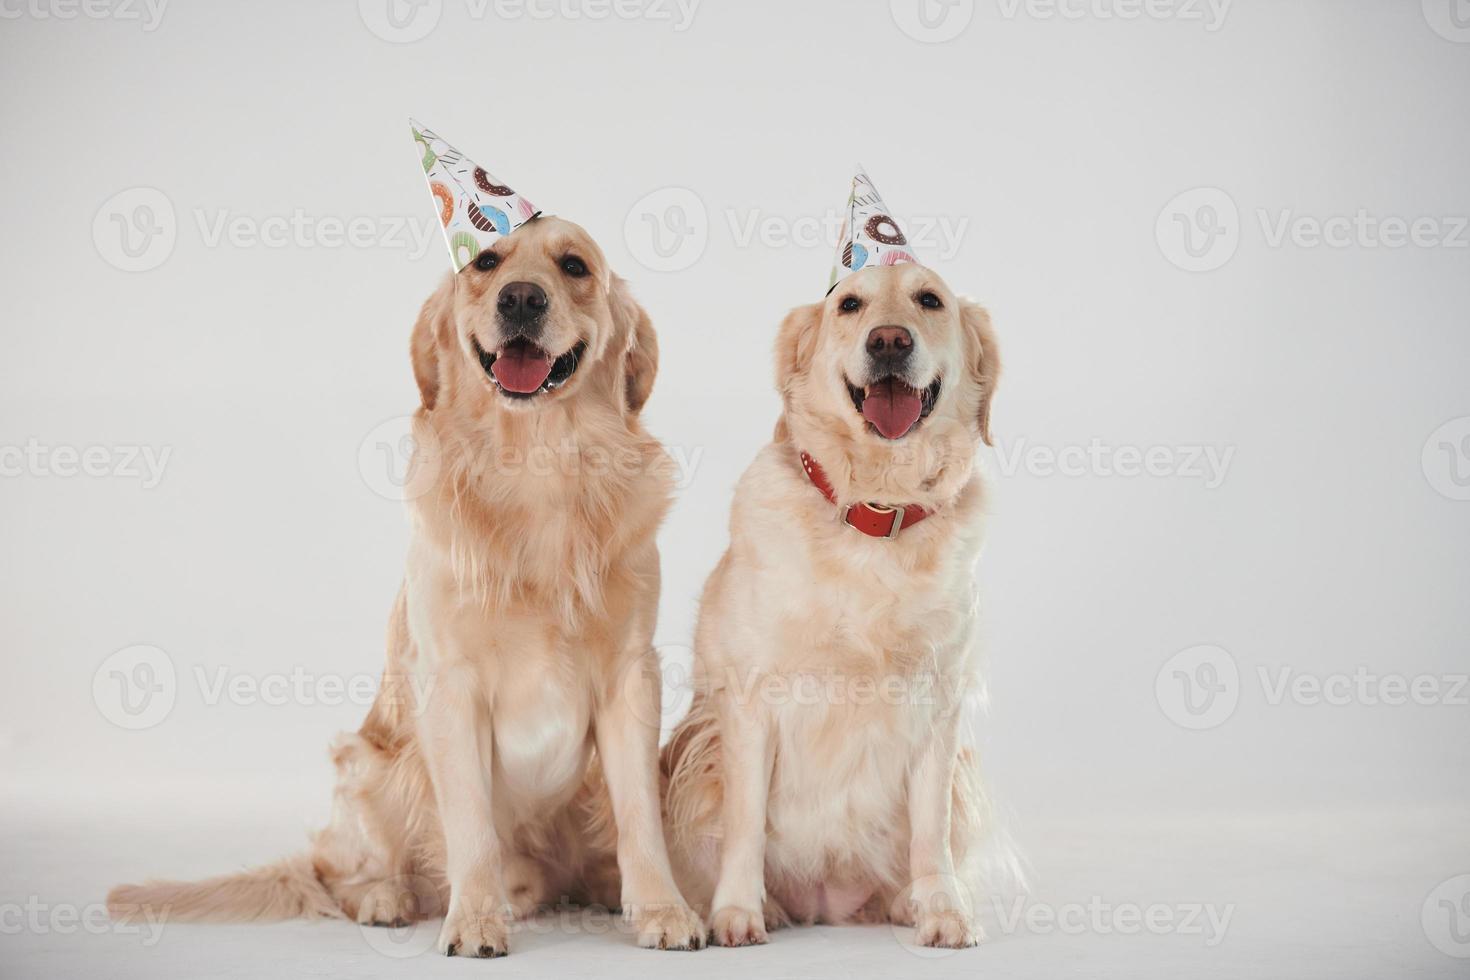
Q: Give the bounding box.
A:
[561,256,588,278]
[918,291,942,310]
[475,251,499,271]
[839,296,862,313]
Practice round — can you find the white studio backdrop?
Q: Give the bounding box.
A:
[0,2,1467,976]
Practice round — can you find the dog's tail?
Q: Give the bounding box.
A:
[107,853,342,924]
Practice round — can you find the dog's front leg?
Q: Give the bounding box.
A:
[708,690,774,946]
[596,649,705,950]
[904,694,981,949]
[416,658,510,958]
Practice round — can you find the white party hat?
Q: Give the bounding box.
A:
[829,167,919,292]
[411,120,539,273]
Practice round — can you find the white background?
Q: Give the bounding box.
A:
[2,1,1468,977]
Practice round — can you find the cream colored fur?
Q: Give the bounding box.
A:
[662,263,1001,949]
[108,217,704,956]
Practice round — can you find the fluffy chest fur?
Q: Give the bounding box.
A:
[696,445,988,881]
[408,405,672,628]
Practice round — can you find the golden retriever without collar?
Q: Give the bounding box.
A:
[662,262,1000,948]
[108,216,705,956]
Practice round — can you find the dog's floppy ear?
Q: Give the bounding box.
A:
[410,277,454,411]
[611,274,658,414]
[774,301,823,397]
[960,299,1001,445]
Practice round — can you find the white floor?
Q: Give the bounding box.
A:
[3,791,1466,980]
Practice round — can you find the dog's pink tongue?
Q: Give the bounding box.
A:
[491,342,553,393]
[861,379,923,439]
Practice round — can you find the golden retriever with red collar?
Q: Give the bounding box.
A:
[663,261,1000,949]
[109,216,705,956]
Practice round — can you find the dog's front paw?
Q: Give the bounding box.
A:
[710,905,767,947]
[438,898,510,958]
[628,901,706,950]
[914,908,983,949]
[354,878,425,928]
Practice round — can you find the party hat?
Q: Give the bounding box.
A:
[410,120,539,273]
[828,167,919,293]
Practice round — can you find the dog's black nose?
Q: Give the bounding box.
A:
[866,326,913,362]
[497,281,548,324]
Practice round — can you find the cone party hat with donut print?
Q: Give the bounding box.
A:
[829,167,919,293]
[411,120,539,273]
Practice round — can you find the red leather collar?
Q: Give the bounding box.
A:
[798,451,930,539]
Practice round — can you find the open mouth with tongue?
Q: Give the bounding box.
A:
[473,336,587,399]
[847,376,941,440]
